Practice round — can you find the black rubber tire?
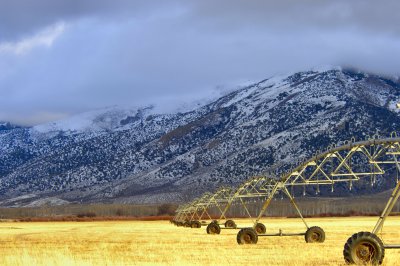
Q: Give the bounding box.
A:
[254,223,266,234]
[305,226,325,243]
[224,220,236,228]
[237,228,258,245]
[191,221,201,228]
[343,231,385,265]
[206,222,221,235]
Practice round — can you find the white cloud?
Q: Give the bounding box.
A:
[0,22,66,55]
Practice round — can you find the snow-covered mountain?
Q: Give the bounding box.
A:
[1,68,400,206]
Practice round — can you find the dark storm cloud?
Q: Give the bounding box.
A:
[187,0,400,34]
[0,0,177,40]
[0,0,399,125]
[2,0,400,40]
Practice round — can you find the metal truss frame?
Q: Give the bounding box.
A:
[238,136,400,255]
[176,134,400,264]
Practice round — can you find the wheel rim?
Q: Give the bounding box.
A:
[210,225,217,234]
[311,231,321,242]
[354,241,376,263]
[243,233,252,244]
[255,224,265,234]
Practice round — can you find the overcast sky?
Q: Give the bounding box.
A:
[1,0,399,125]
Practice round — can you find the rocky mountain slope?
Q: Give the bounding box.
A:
[1,68,400,206]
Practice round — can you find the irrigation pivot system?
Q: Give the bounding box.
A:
[172,187,234,228]
[172,192,212,227]
[173,134,400,265]
[206,176,277,235]
[241,135,400,264]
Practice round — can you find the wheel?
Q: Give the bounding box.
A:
[184,221,191,227]
[224,220,236,228]
[305,226,325,243]
[343,232,384,265]
[191,221,201,228]
[237,228,258,244]
[206,222,221,234]
[254,223,266,234]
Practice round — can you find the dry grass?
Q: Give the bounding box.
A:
[0,216,400,265]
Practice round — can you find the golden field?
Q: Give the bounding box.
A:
[0,217,400,265]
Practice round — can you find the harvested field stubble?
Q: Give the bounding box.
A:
[0,217,400,265]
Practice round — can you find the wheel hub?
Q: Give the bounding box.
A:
[355,243,374,262]
[243,234,251,243]
[311,232,320,241]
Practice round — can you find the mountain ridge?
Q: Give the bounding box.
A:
[1,68,400,207]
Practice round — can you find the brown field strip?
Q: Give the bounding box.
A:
[0,216,400,265]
